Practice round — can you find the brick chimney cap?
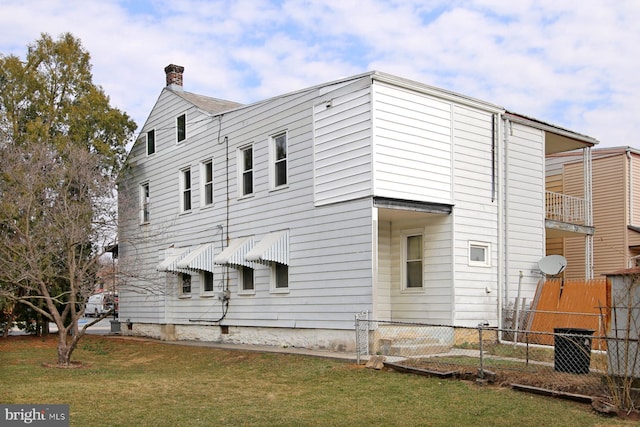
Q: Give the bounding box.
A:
[164,64,185,89]
[164,64,185,73]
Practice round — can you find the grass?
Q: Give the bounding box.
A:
[0,335,634,427]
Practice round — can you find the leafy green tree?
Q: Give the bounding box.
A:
[0,33,136,366]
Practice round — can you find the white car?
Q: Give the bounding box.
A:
[84,292,117,317]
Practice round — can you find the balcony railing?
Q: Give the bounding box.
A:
[545,191,587,224]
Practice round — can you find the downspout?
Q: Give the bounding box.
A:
[584,146,594,279]
[628,148,633,226]
[500,117,510,326]
[628,148,633,267]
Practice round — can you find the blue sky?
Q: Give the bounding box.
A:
[0,0,638,148]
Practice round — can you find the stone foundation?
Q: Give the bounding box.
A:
[121,322,356,352]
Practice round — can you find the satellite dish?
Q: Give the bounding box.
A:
[538,255,567,276]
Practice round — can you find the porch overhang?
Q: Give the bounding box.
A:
[545,219,595,237]
[504,111,598,154]
[373,197,453,215]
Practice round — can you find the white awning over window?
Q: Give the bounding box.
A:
[245,230,289,265]
[157,247,191,274]
[213,236,255,267]
[176,243,215,273]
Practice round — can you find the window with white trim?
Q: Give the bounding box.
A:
[271,132,287,188]
[140,182,150,224]
[270,262,288,292]
[201,159,213,206]
[146,129,155,155]
[239,145,253,196]
[180,167,192,212]
[180,273,191,295]
[202,271,214,293]
[469,241,490,267]
[239,266,254,293]
[403,232,423,289]
[177,113,186,143]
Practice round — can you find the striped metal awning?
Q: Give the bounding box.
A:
[157,247,191,274]
[246,230,289,265]
[214,236,255,267]
[176,243,216,273]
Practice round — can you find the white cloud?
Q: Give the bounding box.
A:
[0,0,638,147]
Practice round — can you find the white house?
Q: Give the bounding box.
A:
[117,65,597,352]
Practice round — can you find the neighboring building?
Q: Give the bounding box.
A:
[547,147,640,279]
[117,65,597,351]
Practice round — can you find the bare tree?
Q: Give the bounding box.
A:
[0,33,136,366]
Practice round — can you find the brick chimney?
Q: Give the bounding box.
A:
[164,64,184,90]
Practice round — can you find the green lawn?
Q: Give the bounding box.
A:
[0,335,632,426]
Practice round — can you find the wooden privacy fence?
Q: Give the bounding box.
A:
[526,278,609,348]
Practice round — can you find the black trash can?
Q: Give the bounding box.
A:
[554,328,594,374]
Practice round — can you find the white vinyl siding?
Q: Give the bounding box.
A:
[119,72,572,335]
[313,86,372,206]
[448,105,500,325]
[120,79,376,329]
[372,82,453,204]
[502,120,546,306]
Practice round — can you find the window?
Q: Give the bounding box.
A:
[469,241,490,267]
[404,233,423,289]
[271,262,288,291]
[239,145,253,196]
[177,113,186,143]
[201,159,214,206]
[180,273,191,295]
[146,129,155,155]
[271,132,288,188]
[180,168,192,212]
[202,271,214,293]
[140,183,150,224]
[240,266,254,293]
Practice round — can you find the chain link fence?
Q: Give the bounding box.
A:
[354,310,639,402]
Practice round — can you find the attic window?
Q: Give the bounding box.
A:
[147,129,155,155]
[177,113,186,143]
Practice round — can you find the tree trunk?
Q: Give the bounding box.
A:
[56,329,72,366]
[55,322,81,366]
